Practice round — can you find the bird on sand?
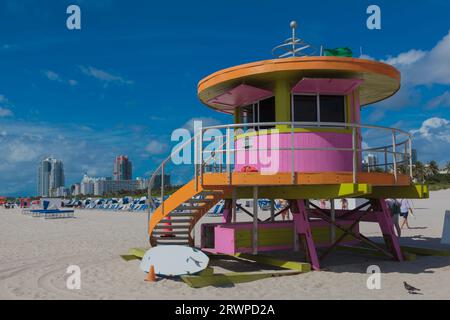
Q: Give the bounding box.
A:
[404,281,422,294]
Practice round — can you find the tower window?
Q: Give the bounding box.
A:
[319,95,346,123]
[240,96,275,129]
[292,94,346,125]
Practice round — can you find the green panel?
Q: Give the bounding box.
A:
[401,245,450,256]
[128,247,147,259]
[368,185,429,199]
[233,224,358,248]
[120,255,140,261]
[234,253,311,272]
[336,245,416,261]
[310,226,357,244]
[234,184,371,200]
[235,228,294,248]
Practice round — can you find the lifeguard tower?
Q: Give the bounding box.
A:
[147,22,428,270]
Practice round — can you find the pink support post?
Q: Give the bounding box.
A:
[222,199,232,223]
[373,199,404,261]
[291,200,320,270]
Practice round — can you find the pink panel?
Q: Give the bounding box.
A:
[214,226,236,254]
[292,78,363,95]
[207,84,273,107]
[234,132,353,173]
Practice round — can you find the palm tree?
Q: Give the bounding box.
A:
[397,163,409,175]
[446,161,450,174]
[413,161,426,183]
[426,160,440,177]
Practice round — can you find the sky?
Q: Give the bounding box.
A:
[1,0,450,196]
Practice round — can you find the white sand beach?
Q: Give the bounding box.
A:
[1,190,450,300]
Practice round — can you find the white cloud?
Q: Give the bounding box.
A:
[43,70,78,86]
[411,117,450,141]
[368,30,450,118]
[0,94,14,117]
[427,91,450,109]
[382,49,426,66]
[0,107,13,117]
[79,66,134,85]
[44,70,62,82]
[145,140,169,155]
[385,30,450,86]
[183,117,222,132]
[410,117,450,164]
[359,54,375,61]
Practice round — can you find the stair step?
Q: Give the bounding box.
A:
[201,190,223,195]
[169,212,194,217]
[188,198,213,203]
[153,230,190,235]
[155,241,190,245]
[154,224,190,230]
[154,235,190,240]
[176,206,202,211]
[160,218,192,223]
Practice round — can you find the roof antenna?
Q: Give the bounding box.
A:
[272,21,316,58]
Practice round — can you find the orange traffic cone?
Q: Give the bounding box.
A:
[145,265,156,282]
[162,216,175,238]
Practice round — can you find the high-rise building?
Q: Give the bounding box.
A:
[37,157,65,197]
[114,155,132,180]
[37,158,52,197]
[411,148,418,164]
[50,159,65,192]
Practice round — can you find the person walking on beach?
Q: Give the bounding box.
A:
[399,198,414,229]
[386,198,401,237]
[340,198,348,210]
[280,200,290,220]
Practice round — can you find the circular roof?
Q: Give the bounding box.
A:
[197,56,400,113]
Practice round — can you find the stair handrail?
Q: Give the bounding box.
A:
[148,120,414,237]
[199,121,413,183]
[147,131,202,232]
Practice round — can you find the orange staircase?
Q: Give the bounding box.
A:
[148,179,224,246]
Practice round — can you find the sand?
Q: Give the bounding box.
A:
[1,190,450,300]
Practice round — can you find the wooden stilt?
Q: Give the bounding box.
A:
[330,198,336,243]
[270,199,275,222]
[290,199,320,270]
[232,188,237,223]
[222,199,232,223]
[253,186,259,255]
[372,198,404,261]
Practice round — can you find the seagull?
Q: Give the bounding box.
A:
[404,281,422,294]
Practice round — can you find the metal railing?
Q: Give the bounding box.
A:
[147,121,413,225]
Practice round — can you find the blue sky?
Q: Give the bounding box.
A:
[1,0,450,196]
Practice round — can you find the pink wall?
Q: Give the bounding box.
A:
[234,131,354,173]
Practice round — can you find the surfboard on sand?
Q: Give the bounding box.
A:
[139,245,210,277]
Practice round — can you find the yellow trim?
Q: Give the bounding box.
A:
[230,183,372,199]
[274,78,291,130]
[234,126,351,139]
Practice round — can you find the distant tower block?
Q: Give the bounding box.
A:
[114,155,132,180]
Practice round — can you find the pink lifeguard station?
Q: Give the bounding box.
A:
[148,22,428,270]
